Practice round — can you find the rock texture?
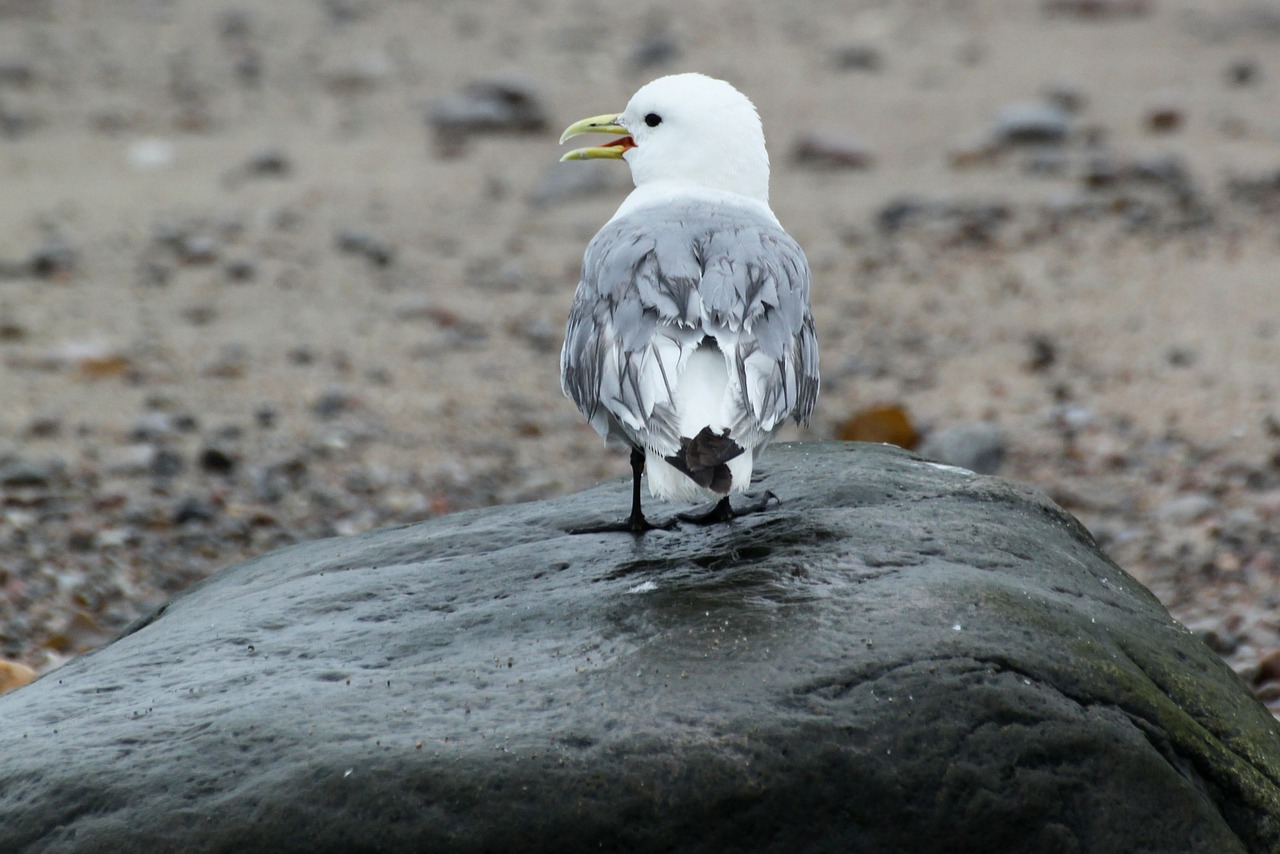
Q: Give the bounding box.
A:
[1,442,1277,852]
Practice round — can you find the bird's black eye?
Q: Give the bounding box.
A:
[644,112,662,128]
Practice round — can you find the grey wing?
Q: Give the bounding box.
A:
[561,202,819,453]
[695,216,820,448]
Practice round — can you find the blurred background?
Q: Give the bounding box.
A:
[1,0,1279,708]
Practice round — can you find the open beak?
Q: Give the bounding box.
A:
[559,113,635,161]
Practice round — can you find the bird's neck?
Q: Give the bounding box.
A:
[610,182,779,225]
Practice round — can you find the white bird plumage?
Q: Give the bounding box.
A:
[559,73,819,531]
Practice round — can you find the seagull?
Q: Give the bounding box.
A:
[558,73,819,533]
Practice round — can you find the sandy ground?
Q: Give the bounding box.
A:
[2,0,1280,707]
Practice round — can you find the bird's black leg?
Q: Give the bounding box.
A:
[677,490,780,525]
[625,446,649,532]
[568,447,675,535]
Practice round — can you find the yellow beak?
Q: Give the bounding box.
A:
[559,113,633,161]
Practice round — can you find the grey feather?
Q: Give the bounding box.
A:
[561,198,819,454]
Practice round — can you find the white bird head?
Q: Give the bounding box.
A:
[560,73,771,204]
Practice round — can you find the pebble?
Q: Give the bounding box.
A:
[0,61,34,88]
[200,344,249,379]
[0,660,36,695]
[224,259,256,282]
[1225,59,1259,87]
[918,423,1008,475]
[0,455,62,488]
[172,497,217,525]
[835,404,919,448]
[1155,493,1217,525]
[102,445,158,477]
[833,44,882,72]
[28,241,78,278]
[947,131,1003,169]
[179,234,220,265]
[1042,0,1151,17]
[791,133,875,170]
[312,389,357,419]
[1025,334,1058,372]
[335,229,394,267]
[151,449,185,478]
[428,74,549,155]
[1144,104,1184,134]
[993,103,1071,146]
[199,447,237,475]
[126,138,176,171]
[1042,82,1087,114]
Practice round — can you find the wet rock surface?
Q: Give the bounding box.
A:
[1,443,1277,852]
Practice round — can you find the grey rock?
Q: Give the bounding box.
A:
[918,422,1009,474]
[833,44,882,72]
[1,443,1278,852]
[1156,492,1217,525]
[791,132,874,170]
[334,229,394,267]
[0,454,62,487]
[28,241,77,278]
[993,102,1071,145]
[429,73,549,155]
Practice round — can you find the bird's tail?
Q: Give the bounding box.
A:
[663,426,744,494]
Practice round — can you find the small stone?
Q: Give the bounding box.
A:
[199,447,237,475]
[172,497,216,525]
[1145,104,1183,134]
[0,660,35,695]
[28,242,77,278]
[335,230,394,267]
[130,412,179,441]
[1226,59,1259,87]
[151,449,185,478]
[1254,649,1280,685]
[201,344,249,379]
[918,423,1008,475]
[428,73,549,155]
[1154,493,1216,525]
[993,103,1071,146]
[126,138,175,171]
[181,304,217,326]
[312,389,356,419]
[836,404,919,448]
[0,315,27,341]
[876,197,931,233]
[1042,82,1087,114]
[0,61,34,88]
[245,149,291,176]
[791,133,874,170]
[0,456,59,487]
[1026,334,1057,372]
[178,234,220,264]
[225,259,256,282]
[1042,0,1151,18]
[255,405,278,429]
[103,445,158,477]
[947,131,1003,168]
[833,44,882,72]
[23,416,61,438]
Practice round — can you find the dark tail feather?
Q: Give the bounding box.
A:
[664,427,744,494]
